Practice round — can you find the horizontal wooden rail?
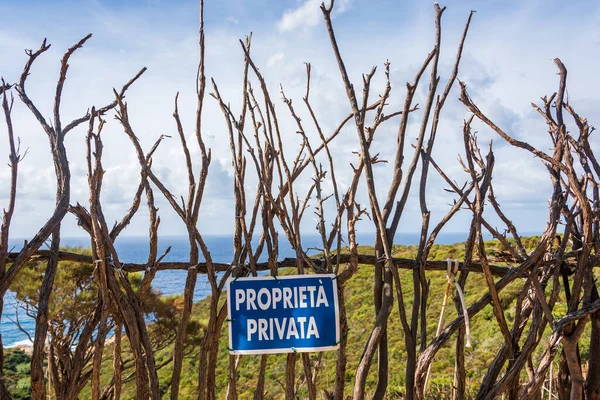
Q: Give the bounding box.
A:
[3,249,541,277]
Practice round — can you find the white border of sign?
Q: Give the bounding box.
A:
[226,274,340,355]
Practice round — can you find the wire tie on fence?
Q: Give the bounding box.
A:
[453,259,471,348]
[227,347,234,352]
[113,261,125,278]
[335,329,350,345]
[273,275,280,284]
[291,347,297,353]
[226,318,235,322]
[331,274,340,281]
[188,264,198,271]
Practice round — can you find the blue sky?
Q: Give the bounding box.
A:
[1,0,599,239]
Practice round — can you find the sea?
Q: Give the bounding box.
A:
[1,231,489,347]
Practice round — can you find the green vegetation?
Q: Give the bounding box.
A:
[6,247,184,399]
[8,237,593,399]
[10,247,98,331]
[3,348,32,399]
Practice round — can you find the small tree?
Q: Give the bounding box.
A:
[9,249,175,399]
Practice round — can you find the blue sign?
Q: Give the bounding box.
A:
[227,274,340,354]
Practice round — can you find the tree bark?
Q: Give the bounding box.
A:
[31,227,61,400]
[113,320,123,400]
[253,355,268,400]
[285,353,296,399]
[585,285,600,399]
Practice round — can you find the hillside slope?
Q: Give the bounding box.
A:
[10,236,585,399]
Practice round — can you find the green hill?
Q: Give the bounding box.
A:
[8,236,591,399]
[99,235,583,399]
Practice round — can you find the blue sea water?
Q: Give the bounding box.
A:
[1,232,479,347]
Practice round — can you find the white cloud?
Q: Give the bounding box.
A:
[277,0,351,32]
[226,16,239,25]
[0,0,599,240]
[267,52,285,68]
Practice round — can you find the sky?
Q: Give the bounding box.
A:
[0,0,599,240]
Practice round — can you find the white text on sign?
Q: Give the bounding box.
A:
[234,285,329,311]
